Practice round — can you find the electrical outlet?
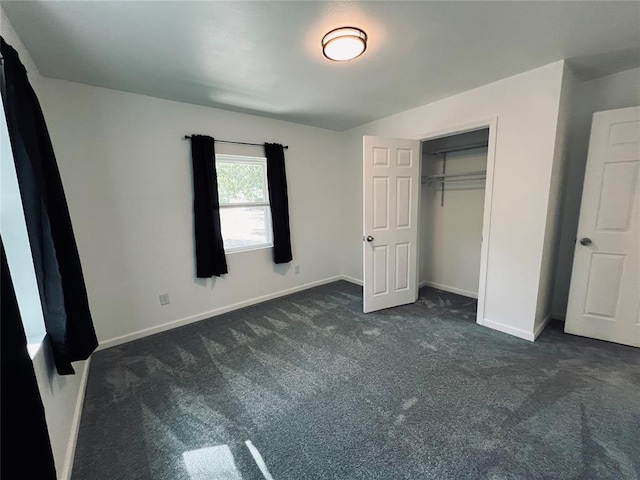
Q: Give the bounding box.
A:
[295,265,300,275]
[159,293,170,306]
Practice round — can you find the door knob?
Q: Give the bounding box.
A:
[366,235,374,242]
[579,237,592,246]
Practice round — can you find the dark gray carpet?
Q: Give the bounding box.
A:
[72,281,640,480]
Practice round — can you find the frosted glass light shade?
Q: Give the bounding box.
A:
[322,27,367,62]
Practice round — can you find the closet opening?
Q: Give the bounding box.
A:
[419,128,490,316]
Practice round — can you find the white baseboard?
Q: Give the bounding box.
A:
[97,275,347,351]
[341,275,363,286]
[100,274,553,351]
[533,314,552,340]
[61,356,91,480]
[419,280,478,299]
[478,318,536,342]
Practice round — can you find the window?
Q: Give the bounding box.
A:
[1,94,46,354]
[216,154,273,253]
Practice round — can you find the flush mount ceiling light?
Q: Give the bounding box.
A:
[322,27,367,62]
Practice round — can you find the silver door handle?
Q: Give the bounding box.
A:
[579,237,592,246]
[366,235,374,242]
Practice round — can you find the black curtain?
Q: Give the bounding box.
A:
[1,241,58,479]
[1,37,98,375]
[264,143,293,264]
[190,135,228,277]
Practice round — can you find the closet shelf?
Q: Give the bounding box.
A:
[425,139,489,205]
[422,170,486,184]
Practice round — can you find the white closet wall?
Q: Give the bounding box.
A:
[419,147,487,297]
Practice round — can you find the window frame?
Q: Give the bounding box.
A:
[215,154,273,254]
[1,93,47,356]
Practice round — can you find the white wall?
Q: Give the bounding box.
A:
[1,9,88,479]
[551,67,640,317]
[420,148,487,297]
[340,61,566,340]
[37,78,344,346]
[534,63,578,329]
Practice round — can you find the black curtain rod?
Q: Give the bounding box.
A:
[183,135,288,149]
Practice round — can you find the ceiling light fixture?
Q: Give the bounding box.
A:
[322,27,367,62]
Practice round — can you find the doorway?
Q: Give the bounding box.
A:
[419,128,489,302]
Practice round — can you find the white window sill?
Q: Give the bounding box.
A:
[225,243,273,255]
[27,334,46,360]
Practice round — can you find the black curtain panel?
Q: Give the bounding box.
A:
[190,135,228,277]
[264,143,293,264]
[1,37,98,375]
[1,241,58,479]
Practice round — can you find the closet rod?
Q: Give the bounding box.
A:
[183,135,288,149]
[425,170,487,180]
[423,177,486,185]
[428,142,487,155]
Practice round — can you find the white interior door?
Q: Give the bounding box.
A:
[363,136,420,313]
[565,106,640,347]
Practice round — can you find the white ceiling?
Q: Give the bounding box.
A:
[2,1,640,131]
